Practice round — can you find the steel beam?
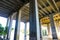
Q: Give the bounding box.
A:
[46,0,57,12]
[40,0,52,13]
[0,1,16,10]
[52,0,59,12]
[38,3,49,14]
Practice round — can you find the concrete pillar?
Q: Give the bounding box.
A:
[55,21,59,30]
[49,14,58,40]
[7,16,13,40]
[47,23,50,36]
[24,17,27,40]
[24,22,27,40]
[55,20,60,39]
[14,10,21,40]
[39,20,42,40]
[6,17,10,40]
[29,0,40,40]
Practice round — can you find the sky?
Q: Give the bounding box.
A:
[0,16,7,27]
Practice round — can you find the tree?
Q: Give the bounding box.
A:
[3,26,14,40]
[0,24,14,40]
[0,24,4,36]
[4,26,8,36]
[2,26,8,40]
[0,24,12,39]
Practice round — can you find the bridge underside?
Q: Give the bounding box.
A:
[0,0,60,40]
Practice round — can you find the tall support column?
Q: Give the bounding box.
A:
[14,10,21,40]
[47,23,50,36]
[49,14,58,40]
[24,22,27,40]
[7,16,13,40]
[29,0,40,40]
[55,20,59,39]
[55,21,59,30]
[39,20,42,40]
[24,17,27,40]
[6,17,10,40]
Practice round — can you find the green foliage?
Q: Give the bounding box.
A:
[0,23,14,40]
[0,24,14,36]
[0,24,4,35]
[4,26,8,35]
[3,26,14,35]
[42,30,47,36]
[11,28,14,30]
